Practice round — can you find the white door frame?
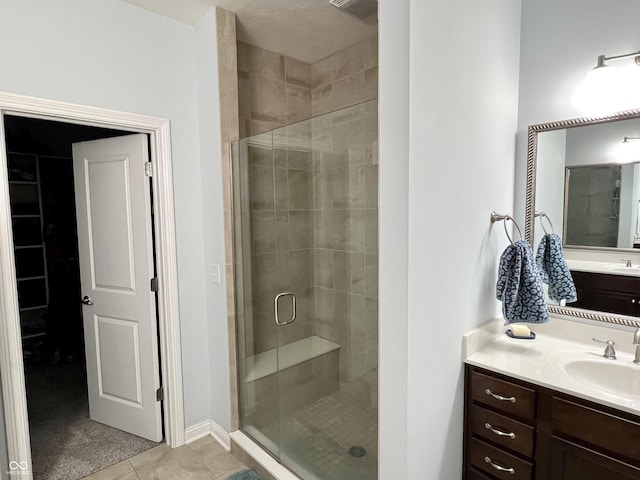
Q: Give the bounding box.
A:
[0,91,185,472]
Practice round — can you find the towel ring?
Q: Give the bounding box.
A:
[490,212,523,246]
[534,211,554,235]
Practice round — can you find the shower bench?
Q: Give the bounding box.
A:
[243,336,340,422]
[245,335,340,382]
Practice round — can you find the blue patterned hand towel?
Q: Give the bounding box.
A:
[496,239,549,325]
[536,233,577,303]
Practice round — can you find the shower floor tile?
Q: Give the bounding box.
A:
[261,391,378,480]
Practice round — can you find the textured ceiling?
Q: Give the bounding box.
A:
[120,0,377,63]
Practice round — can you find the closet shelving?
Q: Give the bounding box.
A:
[8,152,49,341]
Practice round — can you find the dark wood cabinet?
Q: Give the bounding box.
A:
[570,270,640,317]
[549,436,640,480]
[464,365,640,480]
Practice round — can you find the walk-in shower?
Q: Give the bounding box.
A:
[232,100,378,480]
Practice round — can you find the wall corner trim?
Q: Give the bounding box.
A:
[185,420,231,451]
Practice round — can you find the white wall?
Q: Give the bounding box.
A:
[534,129,566,246]
[379,0,521,478]
[515,0,640,224]
[0,0,219,428]
[195,8,232,432]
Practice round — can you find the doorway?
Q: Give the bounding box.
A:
[0,91,185,479]
[5,116,161,479]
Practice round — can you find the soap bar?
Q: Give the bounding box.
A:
[510,324,531,337]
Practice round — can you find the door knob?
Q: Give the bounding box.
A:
[81,295,93,305]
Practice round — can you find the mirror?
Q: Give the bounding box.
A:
[526,110,640,328]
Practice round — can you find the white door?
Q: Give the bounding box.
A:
[72,134,162,442]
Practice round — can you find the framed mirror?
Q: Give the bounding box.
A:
[526,109,640,328]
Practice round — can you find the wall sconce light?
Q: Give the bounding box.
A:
[613,136,640,163]
[573,50,640,116]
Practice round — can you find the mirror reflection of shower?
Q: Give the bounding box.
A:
[564,163,640,248]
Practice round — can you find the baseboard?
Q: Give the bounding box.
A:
[184,419,231,451]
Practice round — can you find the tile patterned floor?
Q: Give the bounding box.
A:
[82,436,249,480]
[256,391,378,480]
[282,392,378,480]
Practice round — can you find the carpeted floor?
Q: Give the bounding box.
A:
[25,359,159,480]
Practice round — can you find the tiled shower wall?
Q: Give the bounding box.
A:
[237,37,378,400]
[311,102,378,402]
[238,35,378,139]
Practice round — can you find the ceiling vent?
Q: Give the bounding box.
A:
[329,0,377,20]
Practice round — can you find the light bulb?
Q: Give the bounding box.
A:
[573,64,630,116]
[613,137,640,163]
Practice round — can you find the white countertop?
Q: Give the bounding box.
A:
[464,317,640,416]
[566,258,640,277]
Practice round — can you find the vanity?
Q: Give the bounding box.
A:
[463,320,640,480]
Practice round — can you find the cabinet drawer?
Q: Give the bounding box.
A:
[468,437,533,480]
[469,404,535,457]
[466,467,496,480]
[471,369,536,421]
[552,396,640,464]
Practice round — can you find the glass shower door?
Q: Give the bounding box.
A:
[233,100,379,480]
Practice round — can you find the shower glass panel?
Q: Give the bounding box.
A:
[233,100,378,480]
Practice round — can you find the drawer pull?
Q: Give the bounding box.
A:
[484,456,515,475]
[485,388,516,403]
[484,422,516,439]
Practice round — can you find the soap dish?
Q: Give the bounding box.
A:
[506,329,536,340]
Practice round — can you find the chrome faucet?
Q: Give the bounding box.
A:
[622,258,632,267]
[593,337,616,359]
[633,328,640,365]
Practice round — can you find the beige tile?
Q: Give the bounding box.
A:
[365,253,378,298]
[288,210,313,249]
[347,165,367,208]
[274,167,289,210]
[237,41,251,73]
[249,120,279,137]
[330,42,364,81]
[248,145,273,167]
[365,165,378,208]
[363,34,379,69]
[285,84,311,125]
[287,168,312,210]
[249,46,285,82]
[84,460,140,480]
[314,249,334,288]
[363,65,379,102]
[285,56,311,88]
[250,77,286,124]
[130,444,214,480]
[253,253,277,300]
[188,437,247,480]
[250,210,276,254]
[248,165,274,210]
[332,71,365,111]
[311,84,332,117]
[365,209,378,254]
[290,249,313,287]
[275,210,289,252]
[287,149,312,171]
[333,252,365,294]
[310,56,332,88]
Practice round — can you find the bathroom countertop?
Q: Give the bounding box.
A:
[463,317,640,416]
[566,258,640,277]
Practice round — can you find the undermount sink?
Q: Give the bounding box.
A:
[549,351,640,399]
[603,264,640,276]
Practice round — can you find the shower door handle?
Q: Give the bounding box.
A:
[274,292,296,326]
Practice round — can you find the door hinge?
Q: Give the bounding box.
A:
[145,161,153,177]
[156,386,164,402]
[150,277,158,292]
